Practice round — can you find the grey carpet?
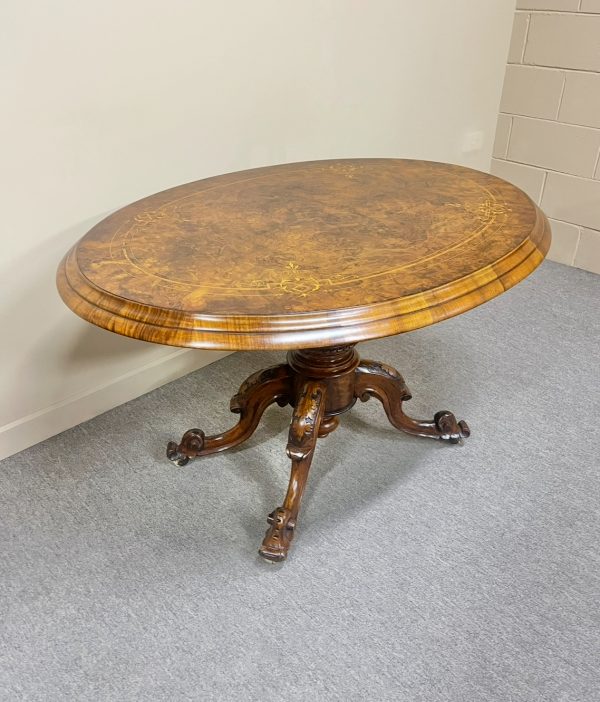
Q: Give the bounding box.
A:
[1,261,599,702]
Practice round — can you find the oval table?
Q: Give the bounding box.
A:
[57,159,551,562]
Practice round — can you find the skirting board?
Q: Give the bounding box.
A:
[0,348,231,462]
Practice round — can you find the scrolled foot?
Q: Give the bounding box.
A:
[257,380,326,563]
[166,428,206,466]
[434,411,470,444]
[258,507,295,562]
[355,360,471,444]
[165,364,293,467]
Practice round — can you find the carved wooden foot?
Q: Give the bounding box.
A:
[354,360,470,444]
[166,364,293,466]
[258,380,328,562]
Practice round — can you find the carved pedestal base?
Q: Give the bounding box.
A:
[167,345,469,562]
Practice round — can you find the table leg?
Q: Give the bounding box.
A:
[164,346,469,562]
[258,380,328,562]
[354,359,470,443]
[166,364,293,466]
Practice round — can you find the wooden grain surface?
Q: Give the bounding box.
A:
[57,159,551,350]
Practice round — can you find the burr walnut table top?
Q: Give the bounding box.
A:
[57,159,551,350]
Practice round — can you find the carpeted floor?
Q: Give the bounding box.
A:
[1,261,599,701]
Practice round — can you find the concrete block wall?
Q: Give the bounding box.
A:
[491,1,600,273]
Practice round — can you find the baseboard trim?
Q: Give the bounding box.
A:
[0,348,231,462]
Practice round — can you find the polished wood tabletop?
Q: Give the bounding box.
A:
[57,159,550,351]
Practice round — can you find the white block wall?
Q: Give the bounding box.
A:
[491,1,600,273]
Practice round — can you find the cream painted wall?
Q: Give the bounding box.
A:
[0,0,516,460]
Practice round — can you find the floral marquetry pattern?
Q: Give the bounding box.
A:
[278,262,321,297]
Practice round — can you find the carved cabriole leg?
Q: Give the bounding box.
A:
[258,380,328,562]
[166,364,293,466]
[354,360,470,443]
